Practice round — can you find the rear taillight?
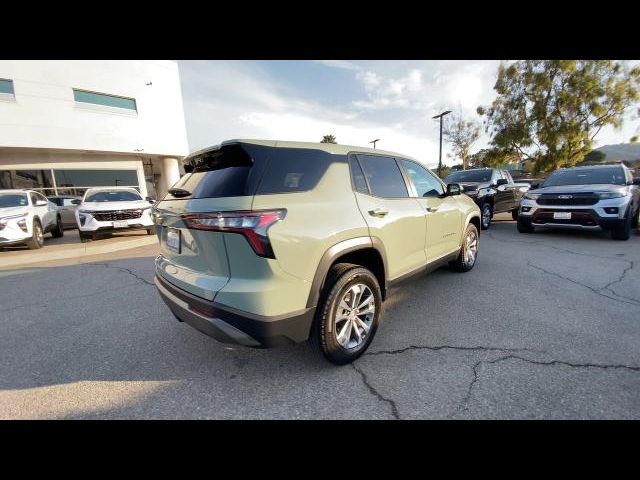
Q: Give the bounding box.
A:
[182,209,286,258]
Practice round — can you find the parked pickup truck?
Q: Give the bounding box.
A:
[444,168,525,229]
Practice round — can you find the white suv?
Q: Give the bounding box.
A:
[0,189,63,249]
[75,187,155,242]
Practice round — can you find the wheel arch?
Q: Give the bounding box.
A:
[306,237,388,308]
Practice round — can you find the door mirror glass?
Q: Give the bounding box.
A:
[495,178,508,186]
[529,182,540,189]
[446,183,461,196]
[71,198,81,205]
[35,200,48,206]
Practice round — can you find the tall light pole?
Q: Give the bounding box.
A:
[432,110,451,177]
[369,138,380,149]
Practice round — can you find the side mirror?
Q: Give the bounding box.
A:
[530,182,540,190]
[36,200,48,206]
[633,178,640,185]
[145,196,156,204]
[71,199,81,205]
[496,178,508,186]
[446,183,461,196]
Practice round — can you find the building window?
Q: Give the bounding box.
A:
[73,89,137,112]
[0,78,15,100]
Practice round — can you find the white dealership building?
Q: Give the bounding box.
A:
[0,60,189,199]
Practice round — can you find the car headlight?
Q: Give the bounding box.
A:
[597,191,627,199]
[0,213,27,226]
[524,192,541,200]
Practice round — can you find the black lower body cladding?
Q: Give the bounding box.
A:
[155,274,316,348]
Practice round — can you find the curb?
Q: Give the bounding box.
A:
[0,235,158,269]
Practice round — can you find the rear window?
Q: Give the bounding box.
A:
[357,155,409,198]
[256,148,336,194]
[543,167,626,187]
[444,169,493,183]
[168,144,269,200]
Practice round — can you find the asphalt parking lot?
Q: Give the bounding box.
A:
[1,213,639,419]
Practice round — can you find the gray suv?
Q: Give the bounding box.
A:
[517,164,640,240]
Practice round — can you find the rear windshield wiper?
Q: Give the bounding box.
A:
[168,188,192,198]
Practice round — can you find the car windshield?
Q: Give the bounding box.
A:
[444,170,492,183]
[542,168,626,187]
[0,193,28,208]
[85,190,142,202]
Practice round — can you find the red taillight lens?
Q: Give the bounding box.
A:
[181,209,286,258]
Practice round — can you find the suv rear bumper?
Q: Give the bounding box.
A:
[155,274,315,348]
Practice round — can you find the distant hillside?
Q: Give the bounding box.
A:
[594,143,640,161]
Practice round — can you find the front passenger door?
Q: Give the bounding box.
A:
[399,159,462,263]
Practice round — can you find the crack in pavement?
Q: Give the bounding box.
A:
[351,363,400,420]
[88,262,155,286]
[366,344,539,357]
[527,261,640,307]
[455,353,640,417]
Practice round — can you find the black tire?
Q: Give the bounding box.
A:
[51,215,64,238]
[25,220,44,249]
[511,208,519,220]
[313,263,382,365]
[79,231,92,243]
[480,202,492,230]
[632,206,639,229]
[517,216,535,233]
[450,223,479,272]
[611,209,632,241]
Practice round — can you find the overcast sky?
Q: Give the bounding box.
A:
[178,60,640,168]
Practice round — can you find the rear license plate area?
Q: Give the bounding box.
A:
[166,227,181,254]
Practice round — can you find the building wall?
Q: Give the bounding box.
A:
[0,60,189,157]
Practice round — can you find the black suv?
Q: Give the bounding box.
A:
[444,168,524,229]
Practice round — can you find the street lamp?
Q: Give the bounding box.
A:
[432,110,451,177]
[369,139,380,149]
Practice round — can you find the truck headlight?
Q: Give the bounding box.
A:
[524,192,541,200]
[597,191,627,199]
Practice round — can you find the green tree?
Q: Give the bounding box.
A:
[442,111,480,170]
[477,60,640,173]
[320,134,337,144]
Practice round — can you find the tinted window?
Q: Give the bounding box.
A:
[400,160,444,197]
[444,169,493,183]
[73,89,137,111]
[170,143,269,199]
[257,148,337,194]
[0,193,28,208]
[543,167,627,187]
[0,79,14,95]
[54,169,138,188]
[358,155,408,198]
[85,190,142,202]
[349,156,369,193]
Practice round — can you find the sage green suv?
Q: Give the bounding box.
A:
[153,140,481,364]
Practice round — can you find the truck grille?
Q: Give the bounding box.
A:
[93,209,142,222]
[537,194,598,206]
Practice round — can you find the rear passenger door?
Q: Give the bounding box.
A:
[398,159,462,262]
[349,154,427,280]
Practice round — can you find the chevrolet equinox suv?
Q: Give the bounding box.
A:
[153,140,481,364]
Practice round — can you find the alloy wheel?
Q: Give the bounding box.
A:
[334,283,375,350]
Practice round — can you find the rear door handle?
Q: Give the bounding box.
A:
[368,208,388,217]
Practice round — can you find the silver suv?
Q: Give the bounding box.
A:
[518,164,640,240]
[153,140,481,364]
